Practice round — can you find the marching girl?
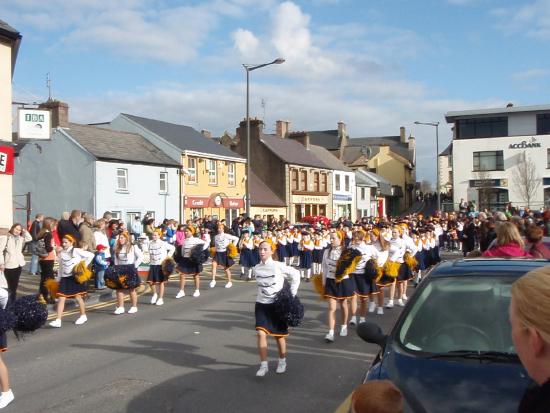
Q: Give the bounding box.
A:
[148,229,175,306]
[291,229,301,267]
[298,232,314,281]
[112,231,143,314]
[210,225,239,289]
[372,229,390,315]
[49,234,94,327]
[322,231,356,342]
[349,230,379,325]
[239,232,255,280]
[176,226,208,298]
[412,230,426,284]
[429,227,441,264]
[384,227,406,308]
[284,229,294,266]
[312,232,324,275]
[399,225,417,303]
[253,241,301,377]
[275,230,288,263]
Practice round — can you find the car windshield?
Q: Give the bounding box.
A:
[397,276,515,355]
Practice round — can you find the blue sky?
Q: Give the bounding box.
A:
[4,0,550,183]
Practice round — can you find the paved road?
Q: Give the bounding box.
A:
[6,263,408,413]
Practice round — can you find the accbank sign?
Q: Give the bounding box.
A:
[509,138,541,149]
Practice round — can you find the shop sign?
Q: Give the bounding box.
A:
[509,137,541,149]
[333,194,352,201]
[185,196,210,208]
[222,198,244,208]
[18,109,51,140]
[292,195,328,204]
[469,179,507,188]
[0,146,14,175]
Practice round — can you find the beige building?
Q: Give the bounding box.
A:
[0,20,21,231]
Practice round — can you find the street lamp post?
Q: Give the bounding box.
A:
[243,58,285,218]
[414,121,440,212]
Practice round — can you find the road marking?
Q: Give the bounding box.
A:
[334,392,352,413]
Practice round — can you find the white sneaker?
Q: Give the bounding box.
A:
[340,326,348,337]
[376,307,384,315]
[209,280,216,288]
[192,290,200,297]
[349,316,357,326]
[49,319,62,328]
[156,298,164,306]
[359,317,366,323]
[403,294,409,301]
[128,306,138,314]
[75,315,87,325]
[151,293,158,304]
[276,360,287,374]
[368,301,377,313]
[114,307,125,315]
[397,299,405,307]
[176,290,185,299]
[325,332,334,342]
[225,282,233,289]
[256,364,269,377]
[386,300,394,309]
[0,389,14,409]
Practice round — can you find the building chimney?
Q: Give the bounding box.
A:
[337,121,347,138]
[288,131,310,150]
[237,118,264,158]
[276,120,290,138]
[400,126,406,143]
[38,100,69,128]
[201,129,212,139]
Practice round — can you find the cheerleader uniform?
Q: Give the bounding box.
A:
[251,238,262,266]
[214,233,240,268]
[312,239,324,265]
[276,235,288,262]
[414,238,426,271]
[57,247,95,298]
[292,232,301,259]
[401,233,417,282]
[178,236,208,275]
[298,240,314,270]
[253,257,301,337]
[239,238,254,268]
[147,239,176,284]
[373,242,391,288]
[285,234,294,259]
[109,245,144,290]
[322,247,356,300]
[351,242,379,298]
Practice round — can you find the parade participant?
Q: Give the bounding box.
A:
[398,225,417,303]
[290,228,301,267]
[111,231,143,314]
[285,229,294,266]
[48,234,94,327]
[510,266,550,413]
[349,230,379,325]
[0,224,33,305]
[322,231,356,342]
[148,229,176,306]
[176,226,208,298]
[275,230,288,263]
[298,232,314,281]
[251,233,262,267]
[372,229,390,315]
[412,230,426,285]
[210,225,239,289]
[383,227,406,308]
[239,232,254,280]
[312,232,325,275]
[253,241,301,377]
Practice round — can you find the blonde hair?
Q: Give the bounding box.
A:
[512,266,550,343]
[496,222,524,248]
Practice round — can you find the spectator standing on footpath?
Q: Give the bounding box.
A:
[131,216,142,243]
[36,217,57,303]
[28,214,44,275]
[524,225,550,259]
[0,224,33,304]
[79,213,96,251]
[482,222,532,258]
[57,210,82,244]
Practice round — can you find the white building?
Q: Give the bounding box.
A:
[14,101,180,225]
[438,143,453,196]
[355,170,378,218]
[446,104,550,210]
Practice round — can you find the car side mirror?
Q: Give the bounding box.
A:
[357,321,387,347]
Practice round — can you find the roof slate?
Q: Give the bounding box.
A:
[0,19,20,39]
[250,172,286,207]
[122,114,245,160]
[347,136,414,163]
[309,145,352,171]
[445,104,550,122]
[64,123,180,167]
[260,134,330,169]
[307,130,340,150]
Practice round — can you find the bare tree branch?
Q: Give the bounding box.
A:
[511,151,541,208]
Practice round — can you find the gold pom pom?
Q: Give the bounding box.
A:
[227,243,238,259]
[383,261,400,278]
[310,274,326,300]
[209,246,216,258]
[404,252,418,270]
[74,260,93,284]
[44,278,59,298]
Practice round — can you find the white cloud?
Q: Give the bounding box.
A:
[511,68,549,81]
[233,29,261,58]
[494,0,550,39]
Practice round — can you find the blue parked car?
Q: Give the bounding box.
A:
[358,258,550,413]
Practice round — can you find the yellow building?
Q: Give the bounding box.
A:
[0,20,21,231]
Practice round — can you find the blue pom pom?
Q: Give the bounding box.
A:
[12,295,48,333]
[273,281,305,327]
[0,308,17,333]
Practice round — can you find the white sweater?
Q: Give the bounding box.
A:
[182,237,208,258]
[350,242,379,273]
[148,240,175,265]
[253,257,300,304]
[322,247,346,283]
[114,245,144,268]
[58,247,95,279]
[214,233,239,252]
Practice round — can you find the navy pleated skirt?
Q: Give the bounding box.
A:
[58,276,87,298]
[147,264,168,284]
[324,278,356,300]
[353,273,379,297]
[214,251,234,268]
[255,302,289,337]
[177,257,202,275]
[240,248,254,268]
[299,250,313,269]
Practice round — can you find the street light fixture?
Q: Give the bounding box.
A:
[414,121,441,212]
[243,58,285,218]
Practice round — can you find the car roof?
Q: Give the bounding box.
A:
[430,258,550,277]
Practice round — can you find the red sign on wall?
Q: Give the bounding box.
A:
[185,196,211,208]
[222,198,244,209]
[0,146,14,175]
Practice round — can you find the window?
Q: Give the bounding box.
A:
[335,174,341,191]
[159,172,168,194]
[361,187,366,200]
[188,158,197,184]
[457,117,508,139]
[313,172,320,192]
[547,149,550,169]
[300,170,308,191]
[207,159,217,185]
[227,162,235,186]
[320,173,327,192]
[111,211,121,219]
[345,175,350,192]
[538,114,550,135]
[291,169,299,191]
[117,168,128,191]
[473,151,504,171]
